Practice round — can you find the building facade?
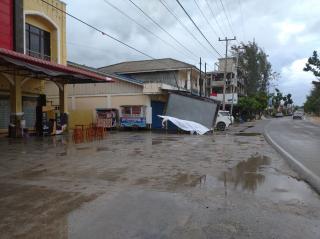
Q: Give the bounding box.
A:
[0,0,111,136]
[206,57,246,107]
[45,59,202,129]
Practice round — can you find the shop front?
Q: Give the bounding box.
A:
[0,48,113,137]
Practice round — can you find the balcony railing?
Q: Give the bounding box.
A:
[26,50,51,61]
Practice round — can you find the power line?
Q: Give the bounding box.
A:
[204,0,226,37]
[158,0,211,57]
[192,0,220,39]
[238,0,246,42]
[127,0,198,60]
[175,0,222,58]
[39,0,154,59]
[102,0,190,59]
[218,0,239,44]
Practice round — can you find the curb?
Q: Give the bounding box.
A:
[263,122,320,194]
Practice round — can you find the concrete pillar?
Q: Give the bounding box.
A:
[59,84,68,114]
[9,75,23,137]
[187,70,191,91]
[10,76,22,114]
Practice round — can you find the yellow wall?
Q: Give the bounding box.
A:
[0,74,11,91]
[24,0,67,65]
[65,95,150,128]
[68,110,95,129]
[0,76,42,96]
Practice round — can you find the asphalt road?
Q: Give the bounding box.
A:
[265,117,320,182]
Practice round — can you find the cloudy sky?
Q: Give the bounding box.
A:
[64,0,320,105]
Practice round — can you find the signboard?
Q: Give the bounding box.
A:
[210,93,238,104]
[120,117,146,128]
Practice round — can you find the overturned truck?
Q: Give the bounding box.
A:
[159,91,220,134]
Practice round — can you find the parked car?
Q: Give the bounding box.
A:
[292,111,304,120]
[215,110,233,131]
[275,112,284,117]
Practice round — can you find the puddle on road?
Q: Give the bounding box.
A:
[98,167,128,181]
[234,133,261,136]
[76,146,91,151]
[152,140,162,145]
[56,151,67,156]
[169,173,201,189]
[219,154,271,192]
[96,147,109,152]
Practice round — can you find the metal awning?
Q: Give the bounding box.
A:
[0,48,114,84]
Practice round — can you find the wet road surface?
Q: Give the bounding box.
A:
[265,117,320,182]
[0,126,320,238]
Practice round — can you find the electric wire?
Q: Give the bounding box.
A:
[102,0,191,59]
[158,0,212,57]
[175,0,222,58]
[218,0,240,44]
[39,0,155,59]
[204,0,226,37]
[238,0,247,42]
[127,0,199,60]
[192,0,220,39]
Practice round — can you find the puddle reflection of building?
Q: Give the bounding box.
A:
[219,154,271,192]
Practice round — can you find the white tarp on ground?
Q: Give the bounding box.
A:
[158,115,210,135]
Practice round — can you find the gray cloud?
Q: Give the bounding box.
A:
[64,0,320,104]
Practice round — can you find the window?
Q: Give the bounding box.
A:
[132,106,141,115]
[122,107,131,115]
[25,23,51,61]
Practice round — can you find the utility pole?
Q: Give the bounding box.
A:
[204,63,207,97]
[199,57,202,97]
[230,55,238,116]
[219,36,236,110]
[231,46,245,116]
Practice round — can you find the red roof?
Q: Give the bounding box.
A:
[0,48,114,82]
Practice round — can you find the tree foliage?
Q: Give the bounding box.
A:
[271,88,283,109]
[238,92,268,120]
[304,86,320,115]
[304,51,320,80]
[232,42,273,96]
[303,51,320,115]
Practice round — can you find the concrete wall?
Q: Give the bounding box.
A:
[23,0,67,65]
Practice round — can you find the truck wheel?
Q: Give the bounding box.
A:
[217,122,226,131]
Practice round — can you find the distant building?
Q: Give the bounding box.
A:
[45,58,203,129]
[99,58,202,96]
[206,57,246,108]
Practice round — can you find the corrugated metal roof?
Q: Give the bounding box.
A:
[67,61,143,85]
[0,48,113,83]
[98,58,196,74]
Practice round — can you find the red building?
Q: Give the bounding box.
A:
[0,0,14,50]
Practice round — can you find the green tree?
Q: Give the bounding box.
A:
[304,86,320,115]
[238,92,268,120]
[271,88,283,110]
[283,93,293,115]
[232,42,273,96]
[304,51,320,80]
[303,51,320,115]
